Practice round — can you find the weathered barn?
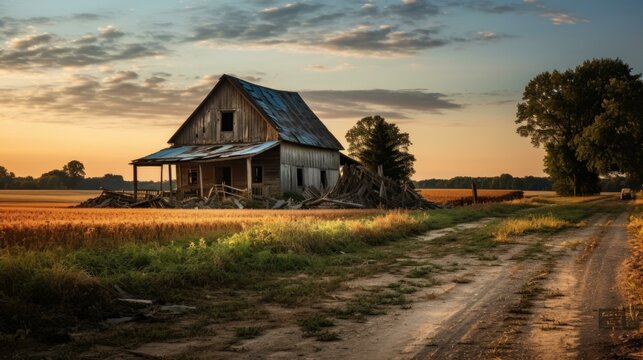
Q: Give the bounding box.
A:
[131,74,343,199]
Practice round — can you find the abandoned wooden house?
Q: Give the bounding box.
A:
[131,74,344,199]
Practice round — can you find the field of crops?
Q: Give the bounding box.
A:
[0,189,101,207]
[0,207,387,250]
[418,189,524,206]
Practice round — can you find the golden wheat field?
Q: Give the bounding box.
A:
[0,207,386,250]
[418,188,524,205]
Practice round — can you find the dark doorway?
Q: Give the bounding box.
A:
[320,170,327,188]
[216,166,232,185]
[252,166,263,183]
[296,168,304,187]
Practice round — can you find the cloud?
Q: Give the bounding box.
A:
[388,0,441,20]
[305,63,353,72]
[359,3,379,16]
[0,72,267,126]
[320,25,447,55]
[541,11,587,25]
[105,70,139,84]
[301,89,462,120]
[7,33,53,50]
[0,28,167,70]
[183,1,510,57]
[451,0,587,26]
[260,2,323,22]
[98,25,125,40]
[459,1,519,14]
[72,13,104,21]
[523,0,588,25]
[0,74,209,126]
[0,72,461,127]
[0,14,104,39]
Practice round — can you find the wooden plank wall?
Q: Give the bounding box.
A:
[172,81,279,145]
[251,146,281,197]
[176,161,245,193]
[280,142,340,193]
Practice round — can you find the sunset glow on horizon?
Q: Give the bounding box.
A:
[1,0,642,181]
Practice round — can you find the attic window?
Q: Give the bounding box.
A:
[221,111,234,132]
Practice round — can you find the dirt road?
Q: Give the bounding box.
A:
[259,206,637,359]
[80,205,639,359]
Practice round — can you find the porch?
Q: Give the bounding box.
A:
[130,141,281,201]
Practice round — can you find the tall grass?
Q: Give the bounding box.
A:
[623,199,643,306]
[494,215,570,241]
[492,203,612,241]
[0,208,386,250]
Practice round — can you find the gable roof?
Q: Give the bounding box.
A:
[168,74,343,150]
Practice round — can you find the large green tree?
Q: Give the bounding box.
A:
[516,58,643,195]
[346,115,415,183]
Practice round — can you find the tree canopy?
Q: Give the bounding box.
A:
[516,58,643,195]
[346,115,415,183]
[63,160,86,178]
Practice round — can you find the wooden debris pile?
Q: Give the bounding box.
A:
[76,190,137,208]
[295,165,440,209]
[76,189,251,209]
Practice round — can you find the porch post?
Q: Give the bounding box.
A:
[198,163,204,198]
[133,165,138,200]
[246,157,252,200]
[160,164,163,193]
[168,164,173,199]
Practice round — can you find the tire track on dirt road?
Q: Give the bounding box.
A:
[414,212,621,360]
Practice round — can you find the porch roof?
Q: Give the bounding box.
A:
[131,141,279,165]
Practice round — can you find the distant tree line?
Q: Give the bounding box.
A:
[414,173,635,192]
[414,174,551,190]
[0,161,163,190]
[0,161,635,192]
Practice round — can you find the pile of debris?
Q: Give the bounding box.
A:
[294,165,439,209]
[76,189,251,209]
[77,165,439,210]
[76,190,150,208]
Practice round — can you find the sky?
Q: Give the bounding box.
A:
[1,0,642,181]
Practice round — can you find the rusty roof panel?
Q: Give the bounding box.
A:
[132,141,279,165]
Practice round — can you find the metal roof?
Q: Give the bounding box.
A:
[132,141,279,165]
[226,76,343,150]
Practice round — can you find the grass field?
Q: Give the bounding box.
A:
[0,202,543,341]
[418,188,524,205]
[0,190,622,356]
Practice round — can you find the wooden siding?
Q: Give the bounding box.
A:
[280,142,340,193]
[280,142,339,169]
[250,146,281,197]
[172,81,279,146]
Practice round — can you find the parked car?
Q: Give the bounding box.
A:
[620,188,634,200]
